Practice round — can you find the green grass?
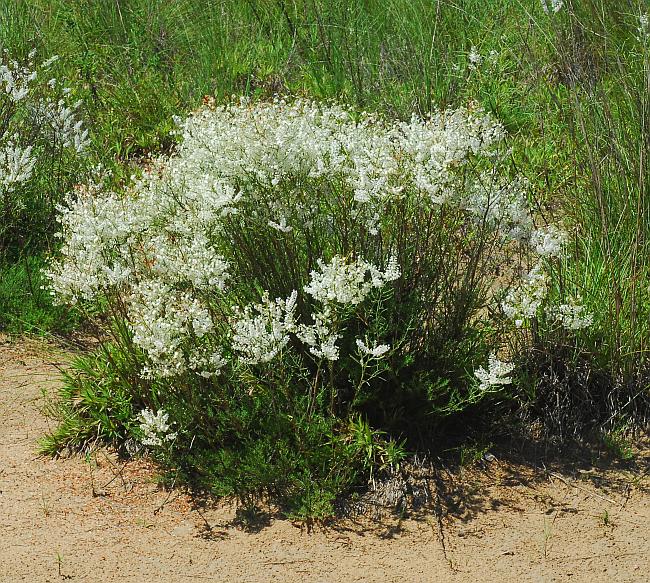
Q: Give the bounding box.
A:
[0,0,545,157]
[0,255,80,335]
[601,425,636,461]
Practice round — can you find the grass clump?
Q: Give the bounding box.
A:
[0,255,79,335]
[40,345,136,455]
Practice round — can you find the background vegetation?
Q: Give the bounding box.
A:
[1,0,648,517]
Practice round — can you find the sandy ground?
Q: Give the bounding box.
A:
[0,337,648,583]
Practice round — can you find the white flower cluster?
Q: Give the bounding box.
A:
[297,307,342,361]
[399,106,506,206]
[148,233,230,290]
[47,180,232,302]
[138,408,177,447]
[0,140,35,192]
[0,49,89,200]
[639,13,649,43]
[0,51,89,151]
[541,0,564,15]
[502,263,549,327]
[356,338,391,359]
[464,174,535,242]
[474,354,515,392]
[268,216,292,233]
[548,297,594,330]
[129,280,217,377]
[530,224,567,257]
[232,291,298,364]
[502,258,591,332]
[33,96,90,153]
[304,255,400,306]
[293,256,400,362]
[467,47,499,72]
[188,350,227,379]
[0,49,37,102]
[172,98,506,221]
[468,46,483,69]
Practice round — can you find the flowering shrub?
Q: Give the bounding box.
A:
[46,99,588,515]
[0,49,89,255]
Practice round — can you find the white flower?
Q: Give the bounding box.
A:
[232,291,298,364]
[0,61,33,102]
[380,255,401,283]
[188,350,227,378]
[148,233,230,290]
[502,263,549,327]
[356,338,390,359]
[463,174,534,242]
[474,354,515,392]
[268,216,293,233]
[44,185,144,302]
[44,98,541,390]
[304,255,400,306]
[47,99,508,312]
[297,307,341,362]
[33,97,90,153]
[530,225,567,257]
[0,140,36,190]
[468,46,483,70]
[541,0,564,14]
[0,50,89,226]
[41,55,60,68]
[128,280,215,378]
[138,408,177,447]
[638,13,649,42]
[547,298,594,330]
